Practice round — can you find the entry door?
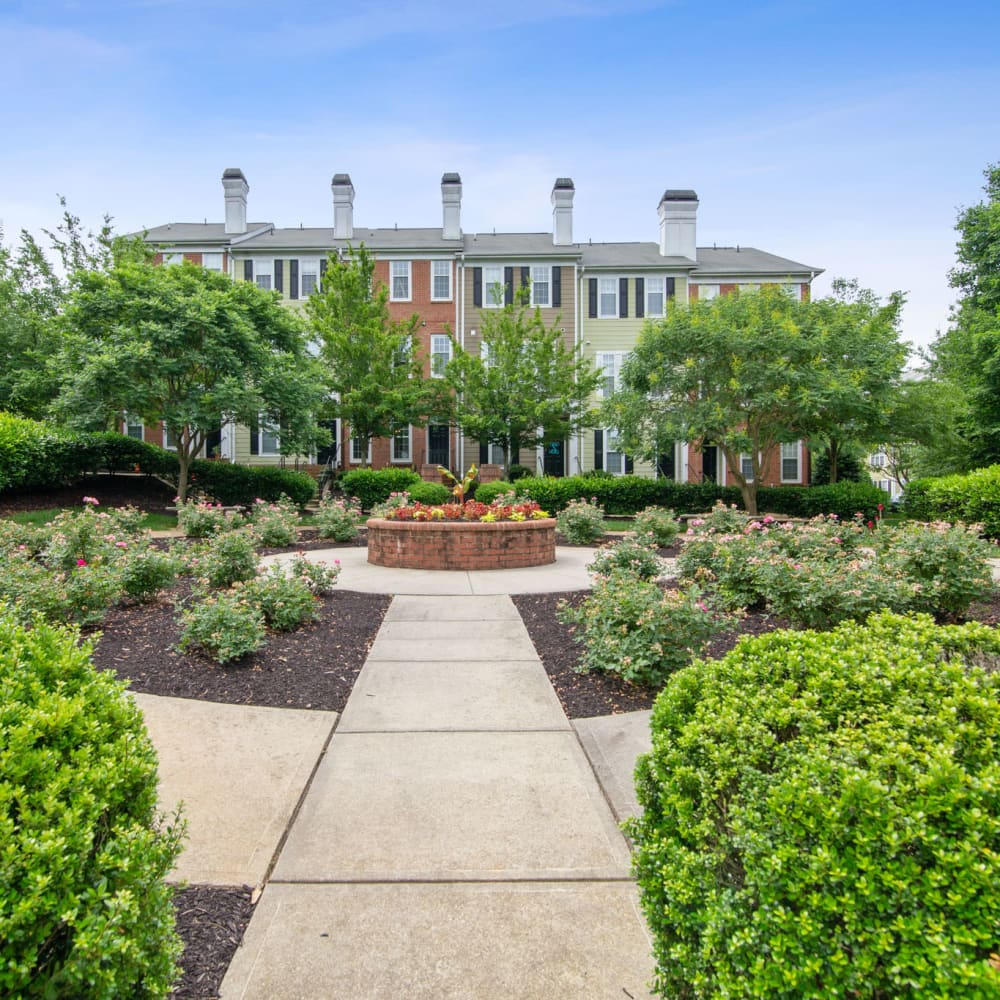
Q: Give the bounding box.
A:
[543,440,565,477]
[657,451,675,480]
[316,420,339,466]
[428,425,450,467]
[701,445,718,483]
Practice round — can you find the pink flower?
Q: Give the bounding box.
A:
[115,541,128,549]
[82,496,99,505]
[76,559,87,566]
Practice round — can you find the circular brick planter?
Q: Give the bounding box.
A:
[366,517,557,570]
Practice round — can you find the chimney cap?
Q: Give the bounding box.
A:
[331,173,353,186]
[660,189,698,203]
[553,177,575,190]
[441,172,462,184]
[222,167,247,181]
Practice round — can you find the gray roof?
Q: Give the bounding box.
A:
[232,227,464,252]
[141,222,272,244]
[693,247,821,277]
[461,233,580,258]
[581,242,695,269]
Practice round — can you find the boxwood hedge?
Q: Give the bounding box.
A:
[339,468,421,510]
[0,609,184,997]
[904,465,1000,538]
[629,612,1000,999]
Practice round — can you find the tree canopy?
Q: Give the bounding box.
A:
[306,245,451,465]
[445,289,602,472]
[54,260,326,501]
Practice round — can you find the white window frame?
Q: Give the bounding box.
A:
[783,283,801,301]
[350,435,372,464]
[391,425,412,464]
[645,276,666,317]
[390,260,411,302]
[598,277,618,318]
[780,441,801,483]
[485,442,505,465]
[254,259,273,291]
[597,351,626,398]
[530,265,550,307]
[162,251,184,265]
[253,415,280,457]
[739,453,755,482]
[483,265,504,308]
[393,334,412,372]
[698,283,720,301]
[431,334,451,377]
[604,427,624,476]
[163,426,179,451]
[300,257,320,297]
[431,260,452,301]
[201,252,223,272]
[123,413,144,440]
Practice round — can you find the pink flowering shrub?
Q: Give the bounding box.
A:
[175,499,245,538]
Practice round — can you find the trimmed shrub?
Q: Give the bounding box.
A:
[177,588,265,663]
[0,609,183,997]
[755,480,888,521]
[629,612,1000,999]
[248,496,300,547]
[407,480,451,506]
[243,567,319,631]
[339,468,421,510]
[313,497,361,542]
[473,480,515,506]
[175,499,245,538]
[188,529,259,589]
[186,460,316,507]
[588,536,663,580]
[117,545,181,603]
[507,463,532,481]
[556,497,606,544]
[904,465,1000,538]
[633,505,680,546]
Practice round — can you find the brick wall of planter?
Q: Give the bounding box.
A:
[366,518,557,570]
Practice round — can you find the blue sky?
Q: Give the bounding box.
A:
[2,0,998,355]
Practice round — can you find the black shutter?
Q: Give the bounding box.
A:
[635,277,644,318]
[319,258,328,283]
[594,430,604,471]
[243,260,253,282]
[588,278,598,318]
[289,259,299,300]
[274,259,284,295]
[667,277,676,300]
[250,414,259,456]
[504,267,514,306]
[552,266,561,307]
[479,442,489,464]
[625,455,634,475]
[619,278,629,318]
[520,266,529,294]
[473,267,483,307]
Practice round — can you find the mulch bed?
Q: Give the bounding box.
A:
[0,474,177,516]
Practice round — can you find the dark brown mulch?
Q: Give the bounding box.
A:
[171,885,254,1000]
[0,474,177,516]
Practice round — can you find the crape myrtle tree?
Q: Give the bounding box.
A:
[930,163,1000,465]
[445,287,602,473]
[53,260,327,502]
[307,244,452,465]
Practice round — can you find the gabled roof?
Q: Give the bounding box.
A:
[693,247,821,277]
[233,227,463,252]
[581,242,695,269]
[461,233,580,258]
[141,222,272,244]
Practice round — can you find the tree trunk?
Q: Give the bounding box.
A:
[739,480,759,516]
[828,439,841,484]
[176,455,191,504]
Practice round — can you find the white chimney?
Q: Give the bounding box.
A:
[551,177,575,246]
[658,190,698,259]
[222,168,248,235]
[441,172,462,240]
[332,173,355,239]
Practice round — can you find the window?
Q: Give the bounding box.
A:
[393,335,412,370]
[391,425,411,463]
[598,278,617,318]
[123,414,143,440]
[597,351,626,397]
[480,340,497,367]
[250,415,280,456]
[605,428,623,475]
[871,450,886,469]
[300,258,320,297]
[483,265,504,308]
[431,334,451,377]
[783,283,800,301]
[698,284,720,301]
[162,251,184,265]
[390,260,411,301]
[646,276,665,317]
[350,435,371,464]
[740,454,754,482]
[202,252,223,272]
[163,426,179,450]
[431,260,451,301]
[254,259,273,291]
[531,265,550,307]
[781,441,800,482]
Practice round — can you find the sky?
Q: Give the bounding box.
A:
[2,0,998,357]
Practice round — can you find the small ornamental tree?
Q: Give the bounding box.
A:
[307,244,452,465]
[446,288,601,471]
[53,261,326,502]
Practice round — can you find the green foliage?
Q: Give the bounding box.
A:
[558,576,729,686]
[177,588,265,663]
[755,480,888,521]
[55,260,326,501]
[810,447,866,484]
[556,497,606,544]
[175,499,245,538]
[0,553,122,628]
[40,501,144,570]
[243,567,319,631]
[189,529,259,589]
[407,480,451,505]
[628,612,1000,999]
[248,496,300,547]
[472,480,515,506]
[445,287,601,469]
[307,245,451,463]
[287,552,341,595]
[507,463,532,481]
[904,465,1000,538]
[0,609,183,997]
[633,506,680,546]
[340,467,420,509]
[313,497,361,541]
[116,545,180,603]
[588,536,663,580]
[187,460,316,507]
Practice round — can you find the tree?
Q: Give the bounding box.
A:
[930,164,1000,465]
[306,245,450,465]
[804,278,907,482]
[445,289,602,472]
[607,286,829,514]
[53,260,326,502]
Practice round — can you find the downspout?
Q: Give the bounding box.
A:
[575,262,585,474]
[457,250,465,474]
